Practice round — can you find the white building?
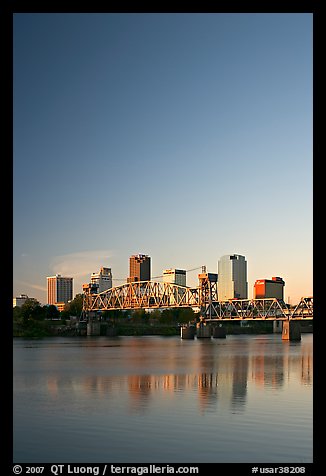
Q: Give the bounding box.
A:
[163,269,186,286]
[91,267,112,293]
[217,254,248,300]
[13,294,29,307]
[163,269,186,305]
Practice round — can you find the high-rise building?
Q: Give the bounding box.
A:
[13,294,37,307]
[127,254,151,283]
[47,274,73,309]
[253,277,285,300]
[217,254,248,300]
[163,268,187,305]
[163,269,186,286]
[91,267,112,293]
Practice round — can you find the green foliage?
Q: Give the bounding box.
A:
[102,309,125,320]
[13,297,70,336]
[45,305,60,320]
[20,299,42,323]
[158,307,195,324]
[149,309,162,320]
[132,309,148,321]
[63,293,83,316]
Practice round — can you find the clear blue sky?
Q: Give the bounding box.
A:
[13,13,313,305]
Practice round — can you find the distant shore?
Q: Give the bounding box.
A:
[13,320,313,338]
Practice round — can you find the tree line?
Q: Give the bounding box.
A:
[13,294,198,337]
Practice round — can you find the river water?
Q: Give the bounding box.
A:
[13,334,313,463]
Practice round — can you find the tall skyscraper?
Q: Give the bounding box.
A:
[91,267,112,293]
[127,254,151,283]
[47,274,73,309]
[163,269,186,286]
[217,254,248,300]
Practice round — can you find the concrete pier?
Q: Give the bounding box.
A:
[87,320,101,336]
[196,324,211,338]
[282,320,301,341]
[181,326,195,339]
[212,326,226,338]
[273,320,283,334]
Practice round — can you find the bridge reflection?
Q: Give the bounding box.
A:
[46,337,313,413]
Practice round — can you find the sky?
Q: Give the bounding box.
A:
[13,13,313,305]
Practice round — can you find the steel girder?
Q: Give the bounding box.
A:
[201,298,289,320]
[83,281,200,312]
[290,296,313,318]
[82,282,313,320]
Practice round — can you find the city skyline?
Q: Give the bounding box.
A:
[13,13,312,305]
[16,250,307,306]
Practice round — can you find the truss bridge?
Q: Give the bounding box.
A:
[82,280,313,321]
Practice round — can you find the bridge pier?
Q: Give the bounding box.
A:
[181,325,195,339]
[87,320,101,336]
[273,320,283,334]
[212,325,226,338]
[196,322,211,338]
[282,320,301,341]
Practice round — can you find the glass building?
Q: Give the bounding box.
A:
[127,254,151,283]
[217,254,248,300]
[47,274,73,307]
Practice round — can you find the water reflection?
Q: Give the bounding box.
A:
[14,335,313,463]
[230,353,249,410]
[43,336,312,414]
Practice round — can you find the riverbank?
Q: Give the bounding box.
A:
[13,319,313,338]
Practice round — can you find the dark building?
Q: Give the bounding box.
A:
[127,254,151,283]
[253,276,285,300]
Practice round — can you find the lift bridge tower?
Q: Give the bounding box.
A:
[198,266,218,320]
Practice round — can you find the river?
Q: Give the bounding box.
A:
[13,334,313,463]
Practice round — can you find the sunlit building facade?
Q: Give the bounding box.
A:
[47,274,73,308]
[253,277,285,300]
[163,269,186,286]
[91,267,112,293]
[127,254,151,283]
[217,254,248,300]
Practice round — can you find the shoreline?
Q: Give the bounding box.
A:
[13,321,313,338]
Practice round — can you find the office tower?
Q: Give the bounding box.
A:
[91,267,112,293]
[163,268,187,305]
[47,274,73,309]
[253,277,285,300]
[13,294,36,307]
[127,254,151,283]
[217,254,248,300]
[163,269,186,286]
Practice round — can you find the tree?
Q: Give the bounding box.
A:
[132,309,148,321]
[178,307,196,323]
[44,304,60,320]
[20,298,42,323]
[149,309,162,321]
[63,294,83,317]
[102,309,125,321]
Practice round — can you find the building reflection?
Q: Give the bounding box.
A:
[45,337,313,414]
[300,341,313,385]
[231,354,249,410]
[251,354,284,389]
